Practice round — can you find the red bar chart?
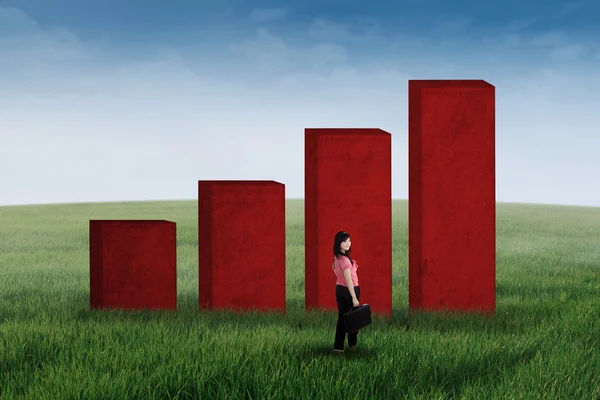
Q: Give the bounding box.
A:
[408,80,496,314]
[85,79,497,318]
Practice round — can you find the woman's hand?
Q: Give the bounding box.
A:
[352,297,360,307]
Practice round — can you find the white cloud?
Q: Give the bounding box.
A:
[433,17,471,34]
[308,18,350,41]
[0,6,40,35]
[0,7,89,94]
[249,7,289,23]
[486,30,591,62]
[549,43,588,61]
[530,31,568,47]
[309,43,349,65]
[504,19,537,32]
[228,28,287,57]
[225,28,350,75]
[307,16,381,42]
[555,0,589,18]
[0,6,83,52]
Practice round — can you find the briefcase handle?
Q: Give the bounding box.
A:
[350,303,368,311]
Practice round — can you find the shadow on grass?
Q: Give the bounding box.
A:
[381,303,553,336]
[404,340,541,398]
[304,344,379,360]
[304,332,541,398]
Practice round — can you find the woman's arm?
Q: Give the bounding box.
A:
[343,269,358,301]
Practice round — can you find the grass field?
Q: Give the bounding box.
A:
[0,199,599,399]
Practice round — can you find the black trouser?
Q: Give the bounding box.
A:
[334,284,360,350]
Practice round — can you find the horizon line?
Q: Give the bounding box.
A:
[1,198,599,210]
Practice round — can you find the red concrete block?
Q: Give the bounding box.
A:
[89,220,177,310]
[305,129,392,317]
[198,181,286,313]
[408,80,496,314]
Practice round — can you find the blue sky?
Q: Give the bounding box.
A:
[1,0,599,206]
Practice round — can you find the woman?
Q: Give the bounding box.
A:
[331,231,360,353]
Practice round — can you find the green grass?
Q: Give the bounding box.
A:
[0,199,599,399]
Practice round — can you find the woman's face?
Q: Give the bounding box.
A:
[340,237,351,252]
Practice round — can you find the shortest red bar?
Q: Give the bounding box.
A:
[89,220,177,310]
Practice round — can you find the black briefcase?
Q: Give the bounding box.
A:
[343,304,372,334]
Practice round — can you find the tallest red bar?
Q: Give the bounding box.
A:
[305,128,392,317]
[409,80,496,313]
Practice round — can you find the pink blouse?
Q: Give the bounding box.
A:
[332,255,359,287]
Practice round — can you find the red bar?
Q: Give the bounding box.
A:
[305,129,392,317]
[198,180,286,313]
[409,80,496,314]
[89,220,177,310]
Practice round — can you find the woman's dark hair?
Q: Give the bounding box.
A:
[333,231,353,264]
